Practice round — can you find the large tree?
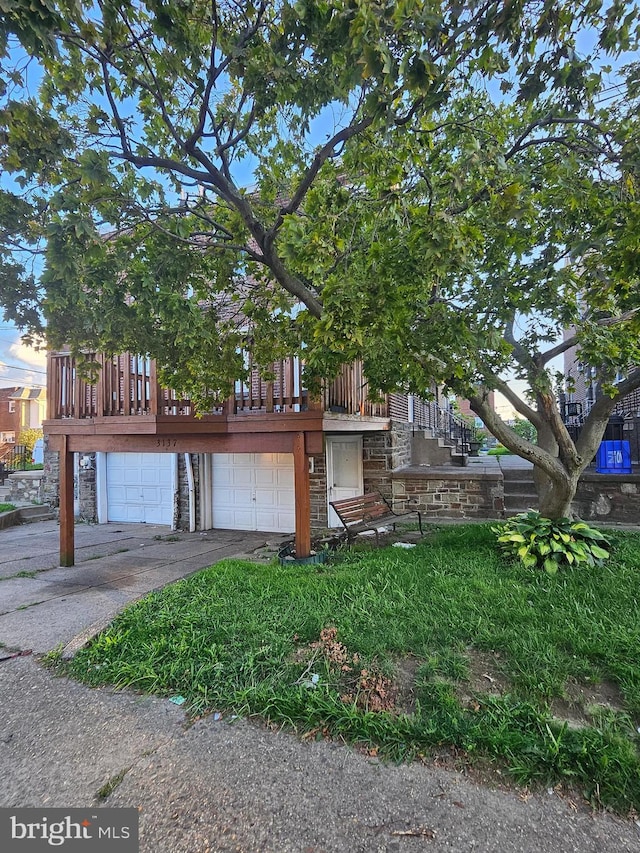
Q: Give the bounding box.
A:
[293,89,640,517]
[1,0,639,516]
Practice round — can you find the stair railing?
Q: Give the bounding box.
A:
[411,400,477,456]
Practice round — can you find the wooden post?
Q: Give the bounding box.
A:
[59,435,75,567]
[293,432,311,558]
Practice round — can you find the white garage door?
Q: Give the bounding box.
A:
[212,453,295,533]
[106,452,174,525]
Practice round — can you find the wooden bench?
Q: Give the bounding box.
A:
[330,491,423,545]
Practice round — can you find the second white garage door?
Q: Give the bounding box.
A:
[212,453,295,533]
[106,452,174,525]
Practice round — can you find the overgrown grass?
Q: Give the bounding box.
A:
[0,502,16,513]
[65,524,640,813]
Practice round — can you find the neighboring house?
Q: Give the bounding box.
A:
[44,351,474,565]
[0,386,46,445]
[561,331,640,459]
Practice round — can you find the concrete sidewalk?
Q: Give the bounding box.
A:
[1,520,639,853]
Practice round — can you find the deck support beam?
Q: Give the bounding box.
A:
[293,432,311,558]
[59,435,75,567]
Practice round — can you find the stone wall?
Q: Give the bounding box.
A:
[391,422,413,469]
[362,432,393,501]
[392,467,504,519]
[573,473,640,524]
[42,438,59,509]
[77,456,97,522]
[177,453,198,531]
[8,470,45,505]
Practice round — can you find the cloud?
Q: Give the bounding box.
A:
[9,339,47,368]
[0,327,47,388]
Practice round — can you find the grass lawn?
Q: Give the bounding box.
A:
[63,524,640,813]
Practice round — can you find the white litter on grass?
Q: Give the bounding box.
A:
[392,542,416,549]
[360,527,391,536]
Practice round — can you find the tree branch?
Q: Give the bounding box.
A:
[489,374,542,428]
[469,388,567,480]
[266,114,375,241]
[538,308,640,365]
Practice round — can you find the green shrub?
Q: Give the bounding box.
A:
[492,511,611,575]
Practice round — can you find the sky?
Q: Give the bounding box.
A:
[0,325,47,390]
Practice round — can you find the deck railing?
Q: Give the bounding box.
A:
[47,352,389,420]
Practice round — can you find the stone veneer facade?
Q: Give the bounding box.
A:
[573,472,640,523]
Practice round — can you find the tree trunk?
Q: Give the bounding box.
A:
[469,386,582,520]
[536,471,579,518]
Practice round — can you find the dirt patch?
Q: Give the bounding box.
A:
[293,629,422,715]
[392,656,422,715]
[550,677,627,729]
[453,648,512,708]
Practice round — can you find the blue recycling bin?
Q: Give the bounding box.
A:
[596,440,632,474]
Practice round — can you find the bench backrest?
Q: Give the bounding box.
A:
[330,492,391,526]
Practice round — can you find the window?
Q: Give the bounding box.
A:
[8,401,15,413]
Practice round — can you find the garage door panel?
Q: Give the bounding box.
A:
[255,486,294,507]
[212,453,294,533]
[106,453,173,525]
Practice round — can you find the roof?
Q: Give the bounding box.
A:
[7,387,46,401]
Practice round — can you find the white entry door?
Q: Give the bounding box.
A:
[211,453,295,533]
[326,436,363,527]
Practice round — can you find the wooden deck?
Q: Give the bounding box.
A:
[45,352,391,566]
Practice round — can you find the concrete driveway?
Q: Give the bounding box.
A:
[1,521,639,852]
[0,520,275,653]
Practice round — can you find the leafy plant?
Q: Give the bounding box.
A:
[492,512,611,575]
[17,428,43,454]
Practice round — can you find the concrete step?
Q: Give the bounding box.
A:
[503,492,538,505]
[501,468,535,482]
[18,505,56,524]
[503,482,537,494]
[411,433,467,466]
[504,496,539,512]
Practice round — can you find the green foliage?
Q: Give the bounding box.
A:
[17,427,42,453]
[1,1,639,496]
[0,502,16,512]
[64,525,640,812]
[492,512,611,575]
[511,418,537,444]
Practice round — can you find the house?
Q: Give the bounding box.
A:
[0,386,46,445]
[561,331,640,460]
[43,351,480,565]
